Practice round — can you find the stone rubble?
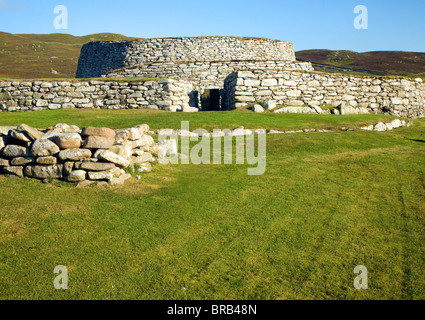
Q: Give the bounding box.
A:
[155,119,410,138]
[0,123,173,186]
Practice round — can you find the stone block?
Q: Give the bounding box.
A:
[25,165,64,179]
[58,148,92,161]
[83,136,115,149]
[51,133,82,149]
[81,127,116,138]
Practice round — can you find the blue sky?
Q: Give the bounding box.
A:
[0,0,424,52]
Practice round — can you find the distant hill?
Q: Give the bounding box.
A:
[0,32,140,79]
[296,49,425,78]
[0,32,424,79]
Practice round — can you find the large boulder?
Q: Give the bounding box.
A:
[82,127,116,139]
[74,161,116,171]
[64,170,87,183]
[42,123,79,139]
[0,158,10,167]
[10,129,31,142]
[25,165,64,179]
[3,166,24,178]
[58,148,92,161]
[36,156,57,165]
[3,145,30,158]
[310,105,323,114]
[107,143,133,159]
[11,157,34,166]
[391,119,402,129]
[374,122,387,132]
[128,128,142,141]
[0,126,16,136]
[96,150,130,168]
[17,124,43,140]
[51,133,82,149]
[182,106,199,113]
[83,136,115,149]
[31,139,60,157]
[87,171,114,181]
[337,103,370,115]
[63,162,74,175]
[261,100,277,111]
[114,129,130,144]
[252,105,265,113]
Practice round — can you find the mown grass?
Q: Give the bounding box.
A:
[0,111,424,300]
[0,109,397,132]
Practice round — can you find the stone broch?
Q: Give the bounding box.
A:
[0,36,424,117]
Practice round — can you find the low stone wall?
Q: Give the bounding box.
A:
[0,79,195,112]
[224,70,425,117]
[156,118,410,137]
[0,123,166,186]
[76,37,297,78]
[106,60,314,90]
[3,70,425,117]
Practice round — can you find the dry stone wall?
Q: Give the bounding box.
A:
[0,79,195,112]
[3,34,425,117]
[224,70,425,117]
[76,37,297,78]
[0,123,169,186]
[107,60,314,90]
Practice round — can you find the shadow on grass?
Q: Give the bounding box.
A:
[408,139,425,143]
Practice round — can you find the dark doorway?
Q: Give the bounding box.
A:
[209,89,221,111]
[201,89,221,111]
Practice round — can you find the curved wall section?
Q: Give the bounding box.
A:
[76,37,296,78]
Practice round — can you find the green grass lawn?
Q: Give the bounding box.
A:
[1,110,425,300]
[0,109,397,132]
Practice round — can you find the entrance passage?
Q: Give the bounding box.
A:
[201,89,221,111]
[209,89,221,111]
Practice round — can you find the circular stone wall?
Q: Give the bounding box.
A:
[76,37,296,78]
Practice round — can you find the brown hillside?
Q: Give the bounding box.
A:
[1,32,425,79]
[0,32,140,79]
[296,49,425,78]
